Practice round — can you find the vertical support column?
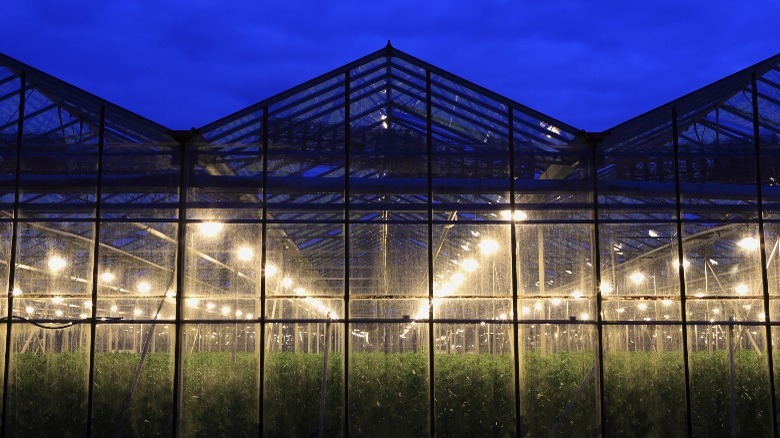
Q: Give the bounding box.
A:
[751,72,779,435]
[425,69,435,438]
[1,71,25,438]
[259,107,269,437]
[171,131,191,437]
[672,108,695,438]
[343,70,352,438]
[589,133,607,437]
[85,105,106,437]
[508,107,522,436]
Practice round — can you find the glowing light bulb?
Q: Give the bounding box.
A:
[110,304,118,312]
[637,302,648,311]
[265,264,278,277]
[712,308,720,315]
[735,284,749,295]
[165,290,176,299]
[551,298,562,306]
[281,277,293,288]
[186,297,200,307]
[79,313,88,319]
[579,313,590,321]
[571,290,583,299]
[199,222,223,237]
[55,310,63,317]
[500,210,528,221]
[137,281,151,294]
[206,302,216,310]
[221,306,231,315]
[83,300,93,309]
[11,287,21,296]
[25,306,34,315]
[662,299,673,306]
[52,296,64,304]
[737,237,760,251]
[759,312,766,320]
[533,302,543,311]
[237,246,254,261]
[235,309,243,317]
[246,313,254,320]
[521,306,531,315]
[293,288,306,296]
[461,259,479,272]
[133,308,142,316]
[48,256,67,272]
[648,229,659,238]
[600,282,612,294]
[478,239,500,255]
[100,272,115,283]
[629,272,645,285]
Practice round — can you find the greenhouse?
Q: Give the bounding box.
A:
[1,43,780,436]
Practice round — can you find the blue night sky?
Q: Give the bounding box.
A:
[2,0,779,131]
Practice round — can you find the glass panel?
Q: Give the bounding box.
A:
[603,324,686,435]
[757,71,780,217]
[349,69,428,210]
[434,224,511,298]
[7,323,89,436]
[349,322,428,436]
[517,223,595,320]
[19,89,99,218]
[689,323,772,436]
[0,221,10,317]
[181,323,260,436]
[184,222,262,320]
[91,323,174,436]
[520,323,598,436]
[678,91,758,221]
[430,75,510,207]
[515,118,589,221]
[264,322,343,436]
[598,135,676,220]
[350,223,427,298]
[599,222,681,321]
[683,223,764,321]
[98,222,177,321]
[766,222,780,300]
[266,223,344,297]
[0,73,19,216]
[101,142,179,220]
[267,75,345,218]
[187,140,262,220]
[435,322,515,436]
[14,221,94,318]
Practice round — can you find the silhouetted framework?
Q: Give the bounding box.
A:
[1,44,780,436]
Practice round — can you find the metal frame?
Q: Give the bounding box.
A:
[0,45,780,437]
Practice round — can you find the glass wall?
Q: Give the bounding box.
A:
[2,47,780,436]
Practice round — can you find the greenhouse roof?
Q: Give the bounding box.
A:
[0,53,173,145]
[4,44,780,147]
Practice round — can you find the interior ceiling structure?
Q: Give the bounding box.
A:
[1,44,780,321]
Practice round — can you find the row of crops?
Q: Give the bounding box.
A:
[4,350,774,437]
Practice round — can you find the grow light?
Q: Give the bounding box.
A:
[48,255,67,272]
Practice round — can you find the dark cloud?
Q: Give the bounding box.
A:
[2,0,779,130]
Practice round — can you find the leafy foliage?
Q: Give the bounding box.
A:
[3,350,776,437]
